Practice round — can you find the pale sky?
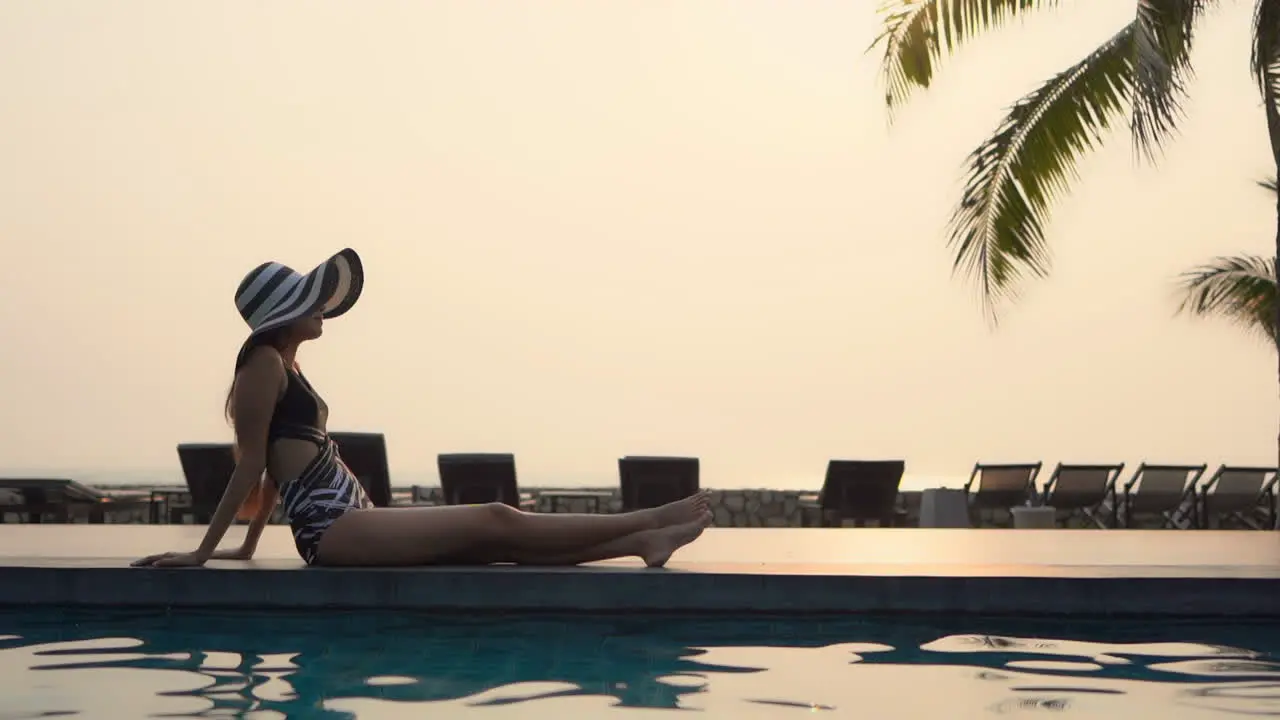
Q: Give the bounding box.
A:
[0,1,1275,488]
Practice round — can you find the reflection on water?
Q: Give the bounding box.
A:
[1,610,1279,718]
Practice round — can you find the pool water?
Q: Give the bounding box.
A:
[2,609,1279,719]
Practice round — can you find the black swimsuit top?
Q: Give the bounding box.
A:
[267,367,328,446]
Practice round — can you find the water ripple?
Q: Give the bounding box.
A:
[1,610,1278,718]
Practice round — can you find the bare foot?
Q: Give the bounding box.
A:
[645,491,712,529]
[641,511,712,568]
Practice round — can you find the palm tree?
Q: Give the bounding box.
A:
[1177,179,1277,346]
[872,0,1280,462]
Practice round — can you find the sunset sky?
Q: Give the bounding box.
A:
[0,0,1274,488]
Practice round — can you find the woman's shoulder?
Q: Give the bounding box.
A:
[240,345,287,381]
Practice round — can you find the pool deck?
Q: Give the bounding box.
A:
[2,525,1279,616]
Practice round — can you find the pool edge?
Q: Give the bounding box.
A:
[2,566,1276,617]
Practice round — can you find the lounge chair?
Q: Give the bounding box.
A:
[962,462,1042,526]
[1039,462,1125,528]
[437,453,536,509]
[1113,463,1207,529]
[329,431,393,507]
[176,443,237,524]
[0,477,152,524]
[1195,465,1279,529]
[618,456,700,511]
[804,459,907,528]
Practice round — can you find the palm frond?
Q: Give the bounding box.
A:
[1130,0,1213,162]
[949,24,1135,321]
[1177,254,1277,345]
[870,0,1061,120]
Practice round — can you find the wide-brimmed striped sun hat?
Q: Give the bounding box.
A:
[233,248,364,368]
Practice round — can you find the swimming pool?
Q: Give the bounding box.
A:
[2,609,1278,718]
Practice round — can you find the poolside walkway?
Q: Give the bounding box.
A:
[2,526,1278,616]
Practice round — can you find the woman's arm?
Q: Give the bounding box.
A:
[192,349,285,563]
[211,481,279,560]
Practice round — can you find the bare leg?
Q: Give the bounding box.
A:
[488,492,710,551]
[316,492,712,567]
[452,514,712,568]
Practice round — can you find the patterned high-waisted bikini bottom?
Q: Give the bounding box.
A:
[279,438,375,565]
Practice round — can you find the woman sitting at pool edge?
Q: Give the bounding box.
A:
[132,248,712,569]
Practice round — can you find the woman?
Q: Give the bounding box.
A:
[133,248,712,569]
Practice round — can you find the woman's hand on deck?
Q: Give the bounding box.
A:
[130,551,208,568]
